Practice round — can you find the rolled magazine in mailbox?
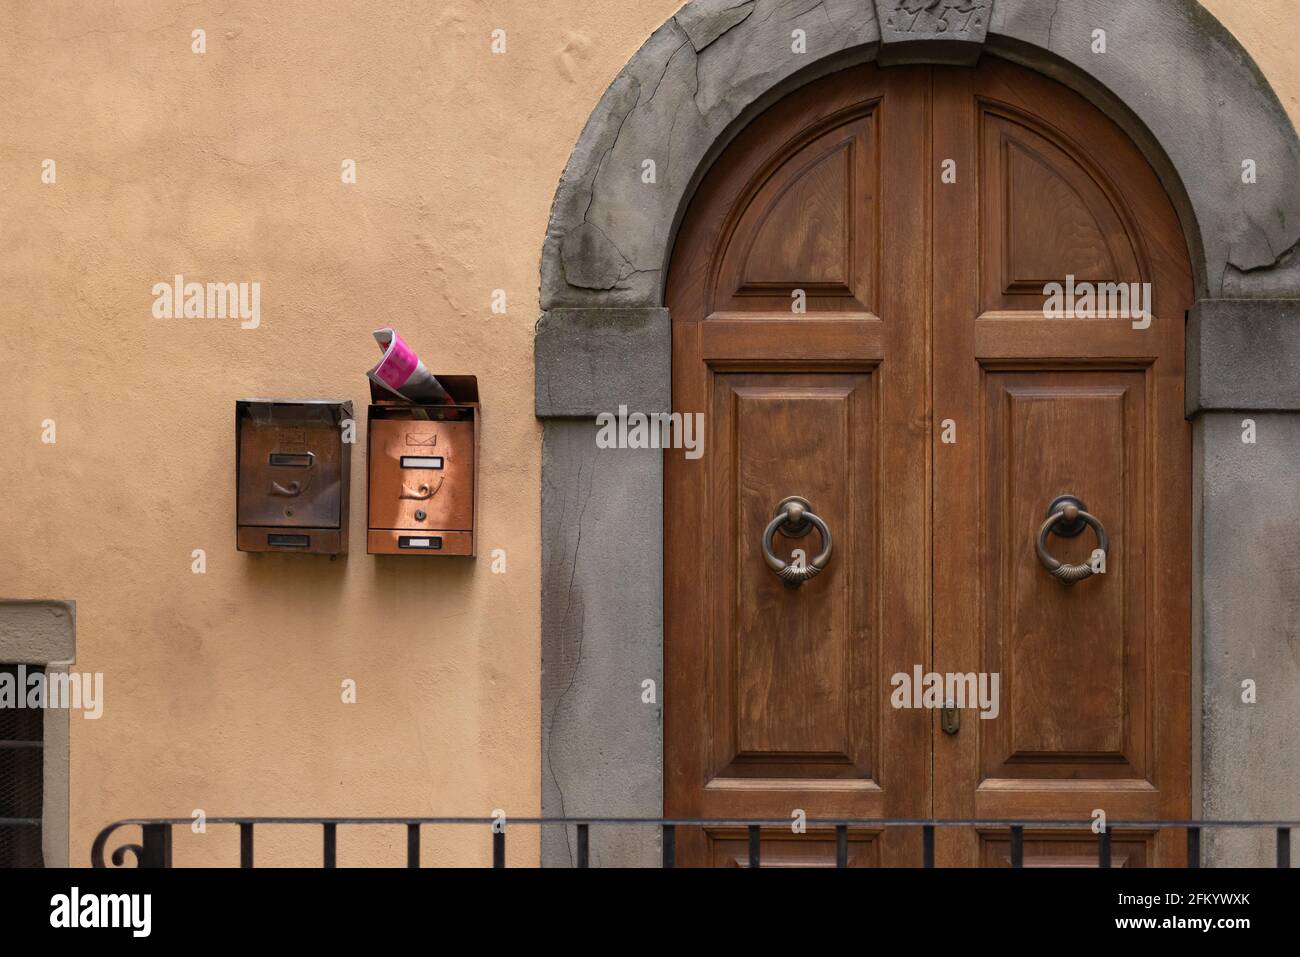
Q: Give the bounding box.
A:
[364,329,479,557]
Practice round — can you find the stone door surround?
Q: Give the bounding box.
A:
[536,0,1300,867]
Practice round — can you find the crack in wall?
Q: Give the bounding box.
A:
[542,452,594,866]
[581,81,640,229]
[642,37,691,105]
[563,0,764,291]
[676,0,757,52]
[1229,231,1300,275]
[789,0,830,24]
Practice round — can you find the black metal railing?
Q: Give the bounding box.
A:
[89,817,1298,868]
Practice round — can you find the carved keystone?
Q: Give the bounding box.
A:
[872,0,992,66]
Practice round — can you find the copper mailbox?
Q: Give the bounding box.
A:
[236,400,352,555]
[366,376,479,556]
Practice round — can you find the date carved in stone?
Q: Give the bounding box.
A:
[876,0,991,44]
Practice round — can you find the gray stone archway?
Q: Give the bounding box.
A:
[536,0,1300,867]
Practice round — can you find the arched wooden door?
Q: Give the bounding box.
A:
[664,58,1193,867]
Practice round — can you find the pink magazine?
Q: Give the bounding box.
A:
[367,328,453,404]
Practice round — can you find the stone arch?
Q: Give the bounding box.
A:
[536,0,1300,867]
[539,0,1300,311]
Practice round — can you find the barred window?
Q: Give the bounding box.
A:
[0,665,44,868]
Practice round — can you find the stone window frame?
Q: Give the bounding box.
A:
[536,0,1300,866]
[0,600,74,867]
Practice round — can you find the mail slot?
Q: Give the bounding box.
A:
[236,399,352,555]
[367,375,479,556]
[400,455,443,469]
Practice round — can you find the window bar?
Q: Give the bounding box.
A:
[748,825,761,868]
[1010,825,1023,868]
[1186,827,1201,868]
[323,822,337,868]
[493,828,505,868]
[407,823,420,868]
[662,824,676,868]
[923,824,935,868]
[1098,829,1111,868]
[576,823,589,868]
[835,825,848,868]
[1278,828,1291,869]
[239,822,254,868]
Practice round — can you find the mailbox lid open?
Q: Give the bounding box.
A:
[236,400,352,553]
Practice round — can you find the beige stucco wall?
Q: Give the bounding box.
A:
[0,0,1294,867]
[1209,0,1300,129]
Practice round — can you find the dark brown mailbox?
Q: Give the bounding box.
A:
[367,376,479,556]
[236,400,352,555]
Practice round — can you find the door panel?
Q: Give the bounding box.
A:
[665,58,1193,867]
[933,61,1191,866]
[717,112,877,309]
[707,828,881,867]
[981,369,1147,780]
[711,371,874,779]
[667,64,931,868]
[980,106,1144,312]
[979,829,1153,868]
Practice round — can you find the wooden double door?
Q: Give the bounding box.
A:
[664,59,1192,867]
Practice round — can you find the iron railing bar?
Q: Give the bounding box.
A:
[140,823,173,868]
[86,816,1300,868]
[0,739,44,749]
[323,822,336,868]
[0,817,42,827]
[239,822,254,868]
[86,816,1300,828]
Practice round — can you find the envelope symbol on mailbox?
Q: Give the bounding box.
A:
[406,433,436,446]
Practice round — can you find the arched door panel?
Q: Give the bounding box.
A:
[665,58,1192,867]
